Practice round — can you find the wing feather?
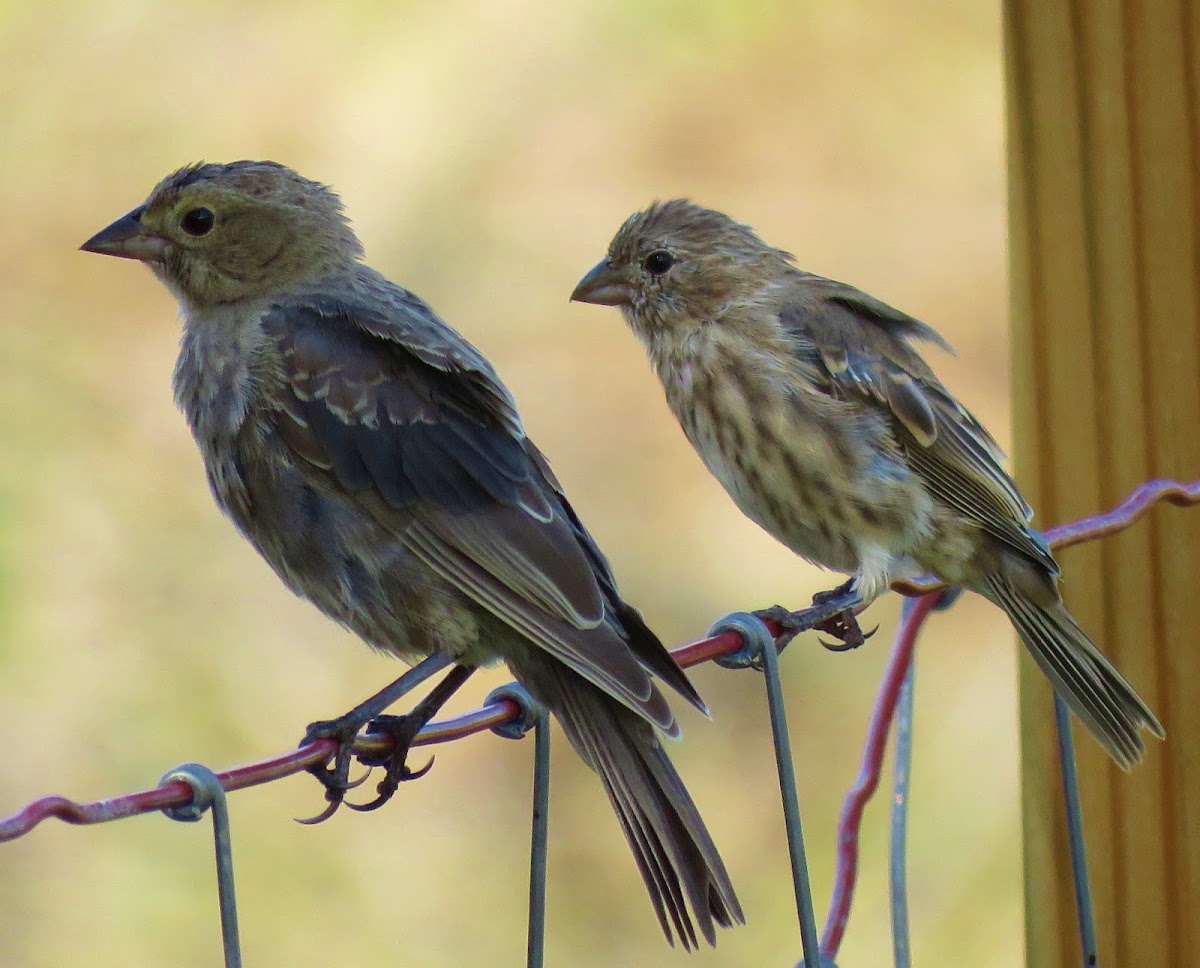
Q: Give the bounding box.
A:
[781,276,1054,572]
[260,290,702,727]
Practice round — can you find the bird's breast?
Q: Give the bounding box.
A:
[652,338,926,572]
[172,318,478,661]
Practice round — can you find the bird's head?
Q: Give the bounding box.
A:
[570,199,794,338]
[81,160,363,307]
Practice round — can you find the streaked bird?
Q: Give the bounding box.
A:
[81,165,742,947]
[572,199,1164,770]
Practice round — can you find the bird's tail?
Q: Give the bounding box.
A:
[511,657,743,949]
[981,573,1164,770]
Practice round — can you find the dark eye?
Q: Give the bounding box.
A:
[643,250,674,275]
[180,207,214,237]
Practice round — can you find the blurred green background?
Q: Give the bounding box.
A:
[0,1,1024,965]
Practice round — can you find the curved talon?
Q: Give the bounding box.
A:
[345,790,391,814]
[818,621,879,652]
[294,718,368,825]
[297,713,432,823]
[293,665,474,823]
[311,756,350,788]
[345,756,436,813]
[344,766,372,790]
[295,794,345,826]
[820,637,857,652]
[406,756,435,781]
[294,759,371,825]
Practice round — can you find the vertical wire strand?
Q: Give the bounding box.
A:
[527,708,551,968]
[1054,694,1099,966]
[759,628,824,964]
[710,612,823,965]
[160,764,243,968]
[889,633,916,968]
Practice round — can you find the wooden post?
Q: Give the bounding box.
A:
[1005,0,1200,963]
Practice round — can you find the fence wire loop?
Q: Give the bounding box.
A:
[486,683,544,740]
[711,610,774,670]
[159,763,243,968]
[160,762,223,823]
[483,682,552,967]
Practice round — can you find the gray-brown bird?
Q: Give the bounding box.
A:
[571,199,1164,770]
[80,164,742,948]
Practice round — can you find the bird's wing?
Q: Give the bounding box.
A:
[260,292,699,727]
[780,276,1056,573]
[519,439,704,710]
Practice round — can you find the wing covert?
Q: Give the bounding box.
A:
[779,279,1053,571]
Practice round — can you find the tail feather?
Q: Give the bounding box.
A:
[983,574,1165,770]
[582,722,692,944]
[512,656,743,948]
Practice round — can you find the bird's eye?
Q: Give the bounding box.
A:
[180,207,215,237]
[643,250,674,275]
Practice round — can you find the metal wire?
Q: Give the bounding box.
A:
[527,710,551,968]
[820,591,936,957]
[4,473,1192,842]
[710,612,823,967]
[1054,693,1099,966]
[486,683,551,968]
[0,478,1193,965]
[889,625,916,968]
[159,763,243,968]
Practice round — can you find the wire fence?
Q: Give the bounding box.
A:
[3,477,1197,966]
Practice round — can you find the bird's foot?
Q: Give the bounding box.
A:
[810,580,877,652]
[344,713,435,814]
[752,579,877,654]
[750,604,810,656]
[296,714,373,825]
[294,663,473,824]
[296,712,434,824]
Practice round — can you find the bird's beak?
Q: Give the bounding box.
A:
[570,260,632,307]
[80,206,170,262]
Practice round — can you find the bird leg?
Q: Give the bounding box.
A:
[753,578,877,653]
[296,653,469,824]
[346,663,476,814]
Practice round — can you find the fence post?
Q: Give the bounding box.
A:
[1004,0,1200,962]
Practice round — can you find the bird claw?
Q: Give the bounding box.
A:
[295,711,438,822]
[344,713,436,812]
[295,794,344,827]
[346,755,436,814]
[296,768,372,825]
[809,578,873,651]
[753,578,874,653]
[812,602,876,652]
[295,716,365,825]
[818,623,879,652]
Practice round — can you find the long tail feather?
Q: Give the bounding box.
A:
[982,575,1164,770]
[512,657,743,948]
